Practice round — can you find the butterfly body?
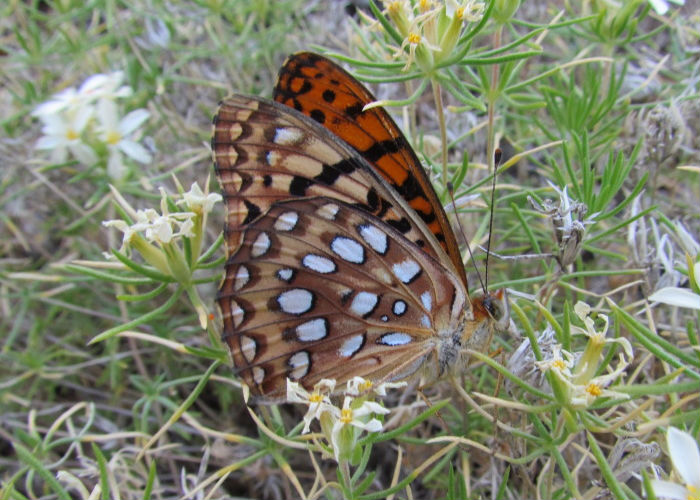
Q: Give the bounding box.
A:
[212,53,503,401]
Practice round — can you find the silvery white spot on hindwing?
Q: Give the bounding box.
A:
[230,298,245,328]
[234,265,250,291]
[377,332,413,346]
[277,288,314,315]
[266,150,282,167]
[338,334,365,358]
[277,268,295,282]
[273,210,299,231]
[421,315,431,328]
[420,291,432,312]
[381,315,389,322]
[294,318,329,342]
[330,235,365,264]
[252,366,265,384]
[350,291,379,318]
[240,335,257,363]
[273,126,304,146]
[393,300,407,316]
[274,211,299,231]
[357,223,388,255]
[392,258,421,284]
[251,232,271,258]
[302,254,337,274]
[317,203,340,221]
[287,351,311,380]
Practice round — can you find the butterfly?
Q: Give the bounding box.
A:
[212,52,507,401]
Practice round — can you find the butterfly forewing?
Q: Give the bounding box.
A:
[213,96,440,260]
[217,197,466,400]
[274,52,468,287]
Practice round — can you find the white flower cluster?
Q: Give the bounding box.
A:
[103,182,220,250]
[32,71,152,180]
[534,302,633,408]
[287,377,406,462]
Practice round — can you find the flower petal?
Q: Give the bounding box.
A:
[667,427,700,487]
[649,287,700,310]
[649,479,690,500]
[119,140,152,163]
[119,109,150,135]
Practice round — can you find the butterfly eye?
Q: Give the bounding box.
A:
[482,295,502,320]
[481,290,510,331]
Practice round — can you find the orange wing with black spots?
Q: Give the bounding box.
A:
[273,52,468,288]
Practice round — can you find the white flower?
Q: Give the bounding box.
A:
[103,188,195,248]
[564,355,630,408]
[650,427,700,500]
[535,344,576,379]
[33,71,132,118]
[35,108,97,165]
[345,376,407,396]
[179,182,222,215]
[445,0,485,22]
[96,100,151,180]
[286,379,337,433]
[648,0,685,15]
[572,302,633,359]
[330,396,388,460]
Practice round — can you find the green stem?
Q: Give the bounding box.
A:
[431,78,448,188]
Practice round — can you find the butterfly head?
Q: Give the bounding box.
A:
[463,288,510,351]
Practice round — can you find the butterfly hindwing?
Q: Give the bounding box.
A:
[217,197,466,400]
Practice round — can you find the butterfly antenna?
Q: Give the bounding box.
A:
[485,148,502,290]
[447,181,486,293]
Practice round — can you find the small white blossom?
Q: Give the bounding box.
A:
[35,108,97,165]
[535,344,576,379]
[572,302,633,359]
[179,182,222,215]
[445,0,485,22]
[345,376,407,396]
[96,100,151,180]
[103,188,195,249]
[650,427,700,500]
[33,71,132,119]
[564,355,630,408]
[330,396,388,460]
[286,379,337,433]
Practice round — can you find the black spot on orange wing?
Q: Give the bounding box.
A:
[273,52,468,287]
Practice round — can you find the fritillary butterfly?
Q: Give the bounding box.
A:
[212,52,506,401]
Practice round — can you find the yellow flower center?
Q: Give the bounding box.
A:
[309,393,322,403]
[687,484,700,500]
[65,128,79,141]
[105,130,121,146]
[387,1,401,14]
[586,383,602,397]
[360,380,373,392]
[455,6,465,20]
[340,408,353,424]
[419,0,432,12]
[590,333,605,346]
[408,32,421,44]
[552,359,567,371]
